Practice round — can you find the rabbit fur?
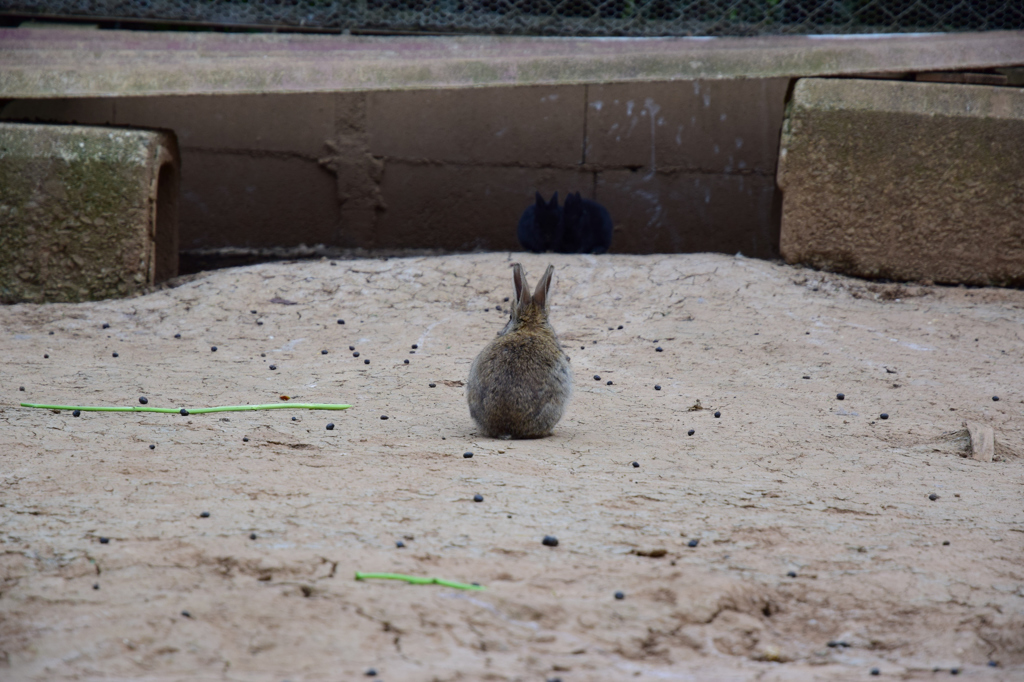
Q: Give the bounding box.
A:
[562,191,613,254]
[517,192,563,254]
[467,263,573,439]
[517,191,613,254]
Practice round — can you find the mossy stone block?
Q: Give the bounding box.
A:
[778,78,1024,286]
[0,123,179,303]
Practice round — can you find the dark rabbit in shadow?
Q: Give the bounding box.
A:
[561,191,613,254]
[517,191,613,254]
[517,192,563,254]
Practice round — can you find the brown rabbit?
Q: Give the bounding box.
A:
[467,263,573,439]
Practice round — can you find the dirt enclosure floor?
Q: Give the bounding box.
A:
[1,253,1023,682]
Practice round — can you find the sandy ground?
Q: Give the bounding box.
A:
[1,253,1023,682]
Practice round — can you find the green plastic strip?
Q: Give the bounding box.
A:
[355,571,485,591]
[21,402,351,414]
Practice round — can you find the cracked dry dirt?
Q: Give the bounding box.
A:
[1,253,1023,682]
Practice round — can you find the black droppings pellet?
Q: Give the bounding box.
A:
[593,375,601,381]
[880,413,889,419]
[364,359,370,364]
[687,429,695,436]
[353,351,360,357]
[542,535,559,547]
[181,610,192,618]
[180,409,189,416]
[618,325,623,329]
[321,350,328,355]
[992,395,1000,401]
[656,346,663,352]
[337,319,345,325]
[687,539,699,547]
[951,668,960,675]
[49,331,54,335]
[269,365,277,370]
[836,393,845,400]
[200,511,210,518]
[44,354,49,358]
[429,382,436,387]
[19,386,24,391]
[256,320,263,325]
[607,380,613,385]
[988,661,998,667]
[614,591,625,600]
[411,344,418,349]
[631,461,639,468]
[249,532,257,540]
[72,410,81,417]
[291,416,297,421]
[463,452,473,459]
[714,411,721,418]
[102,323,110,329]
[473,494,483,502]
[410,349,415,353]
[149,444,155,450]
[929,493,939,501]
[869,668,880,676]
[484,308,490,312]
[93,583,100,590]
[380,415,388,420]
[497,306,503,312]
[404,359,409,364]
[942,540,950,545]
[396,540,405,548]
[111,352,117,358]
[99,537,109,544]
[365,670,377,677]
[211,346,217,352]
[326,423,335,430]
[787,570,797,578]
[250,310,257,314]
[654,385,661,391]
[243,437,249,442]
[139,396,148,404]
[802,375,810,379]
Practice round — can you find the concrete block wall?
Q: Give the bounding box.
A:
[1,78,788,258]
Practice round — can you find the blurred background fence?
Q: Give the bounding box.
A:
[2,0,1022,36]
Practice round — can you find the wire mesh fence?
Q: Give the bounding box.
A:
[2,0,1023,36]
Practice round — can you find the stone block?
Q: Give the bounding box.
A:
[595,170,779,257]
[368,85,585,165]
[179,152,338,249]
[586,79,789,173]
[370,163,590,250]
[778,78,1024,286]
[0,123,179,303]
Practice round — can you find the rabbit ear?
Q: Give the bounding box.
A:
[535,192,545,208]
[533,264,555,310]
[549,191,559,208]
[511,262,531,309]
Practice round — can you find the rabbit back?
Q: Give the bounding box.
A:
[468,334,572,438]
[467,263,572,439]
